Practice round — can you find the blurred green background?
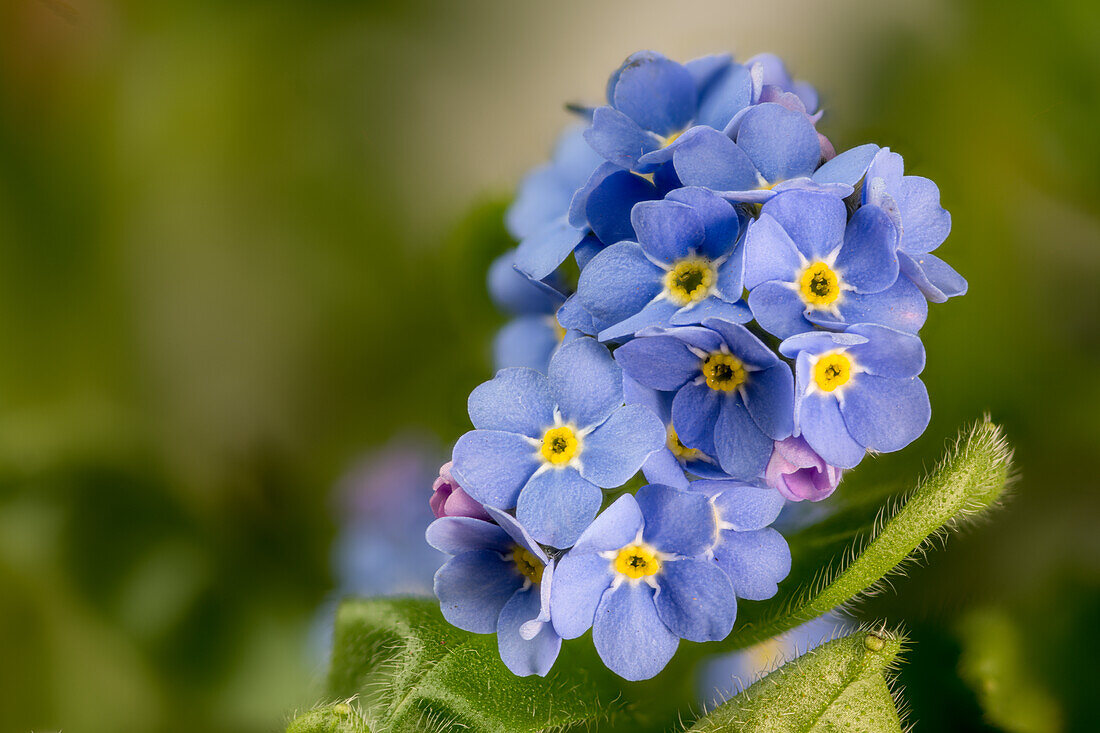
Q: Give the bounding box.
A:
[1,1,1098,731]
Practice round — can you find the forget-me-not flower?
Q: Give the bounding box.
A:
[451,337,665,547]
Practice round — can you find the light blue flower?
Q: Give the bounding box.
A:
[451,337,665,547]
[780,324,931,469]
[614,318,794,480]
[428,507,561,676]
[576,187,751,341]
[550,486,736,680]
[488,248,574,371]
[863,147,966,303]
[743,189,927,338]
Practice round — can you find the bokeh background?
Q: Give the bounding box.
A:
[2,1,1098,731]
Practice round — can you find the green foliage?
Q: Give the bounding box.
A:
[688,629,906,732]
[287,702,372,733]
[956,607,1062,733]
[322,597,623,733]
[710,418,1013,652]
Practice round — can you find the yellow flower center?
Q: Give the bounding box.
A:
[552,317,567,342]
[512,545,544,585]
[613,543,662,579]
[664,257,716,306]
[667,425,700,461]
[661,129,684,148]
[702,352,747,392]
[813,353,853,392]
[798,261,841,307]
[540,425,580,465]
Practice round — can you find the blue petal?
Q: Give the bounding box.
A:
[573,233,605,271]
[828,276,928,334]
[497,585,561,677]
[488,251,565,315]
[669,298,751,327]
[580,404,665,488]
[493,317,559,372]
[747,281,812,339]
[577,242,664,326]
[685,53,733,99]
[636,483,718,556]
[895,174,951,254]
[549,337,623,428]
[695,63,753,130]
[834,204,899,294]
[847,324,925,378]
[599,297,679,342]
[840,375,930,454]
[758,189,846,261]
[654,558,736,641]
[779,330,866,360]
[665,186,741,258]
[702,318,781,368]
[585,106,660,170]
[641,448,690,490]
[707,482,787,531]
[557,294,598,335]
[623,372,672,422]
[426,516,511,555]
[486,506,549,562]
[515,217,587,281]
[586,168,659,244]
[672,126,759,192]
[550,552,613,639]
[571,493,644,555]
[713,528,791,600]
[506,164,569,240]
[614,334,702,391]
[631,199,705,262]
[516,467,603,548]
[434,551,521,633]
[671,381,721,456]
[452,430,540,508]
[713,396,773,479]
[611,51,695,136]
[812,143,879,186]
[468,368,554,436]
[798,392,865,469]
[593,581,679,680]
[714,246,746,302]
[735,104,821,184]
[743,213,802,289]
[742,363,794,439]
[660,324,725,352]
[899,251,967,303]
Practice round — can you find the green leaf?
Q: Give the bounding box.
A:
[324,597,624,733]
[956,606,1063,733]
[709,418,1013,653]
[286,702,372,733]
[688,629,907,732]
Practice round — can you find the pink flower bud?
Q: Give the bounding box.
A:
[430,462,492,520]
[765,436,843,502]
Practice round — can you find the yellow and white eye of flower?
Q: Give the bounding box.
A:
[805,349,861,398]
[789,250,852,317]
[527,409,593,471]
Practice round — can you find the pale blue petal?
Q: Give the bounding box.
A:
[827,276,928,334]
[549,337,623,428]
[497,586,561,677]
[899,251,967,303]
[593,582,679,681]
[426,516,511,555]
[743,213,802,289]
[707,482,787,531]
[599,297,679,341]
[671,381,721,457]
[669,298,751,327]
[435,551,521,634]
[493,317,559,372]
[798,393,865,469]
[580,404,665,488]
[612,51,695,135]
[585,106,660,170]
[747,281,812,339]
[515,217,587,281]
[631,199,705,262]
[742,363,794,439]
[702,318,780,368]
[451,430,540,508]
[812,143,879,186]
[577,242,664,326]
[550,552,613,639]
[672,126,759,192]
[468,368,554,436]
[840,375,930,454]
[665,186,741,258]
[571,493,644,555]
[758,189,846,261]
[847,324,925,378]
[695,63,753,130]
[586,168,658,244]
[516,467,603,548]
[713,528,791,600]
[642,448,691,490]
[735,104,821,184]
[615,334,701,391]
[834,204,899,294]
[636,483,718,556]
[713,396,773,479]
[655,558,736,641]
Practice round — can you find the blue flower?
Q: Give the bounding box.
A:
[862,148,966,303]
[576,187,751,340]
[614,318,794,480]
[670,105,874,204]
[488,248,573,371]
[550,486,737,680]
[451,337,665,547]
[742,189,928,338]
[779,324,931,469]
[623,374,732,490]
[428,507,561,676]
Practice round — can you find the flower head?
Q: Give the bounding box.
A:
[451,337,665,547]
[765,436,843,502]
[614,318,794,479]
[428,507,560,676]
[780,324,931,469]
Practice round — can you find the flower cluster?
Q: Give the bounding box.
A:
[429,50,963,680]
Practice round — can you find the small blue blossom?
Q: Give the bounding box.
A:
[863,147,966,303]
[780,324,931,469]
[576,187,751,340]
[488,248,573,371]
[623,375,732,490]
[551,486,736,680]
[743,189,928,338]
[451,337,665,547]
[614,318,794,480]
[428,507,561,677]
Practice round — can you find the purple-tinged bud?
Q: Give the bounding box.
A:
[765,436,843,502]
[430,461,492,520]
